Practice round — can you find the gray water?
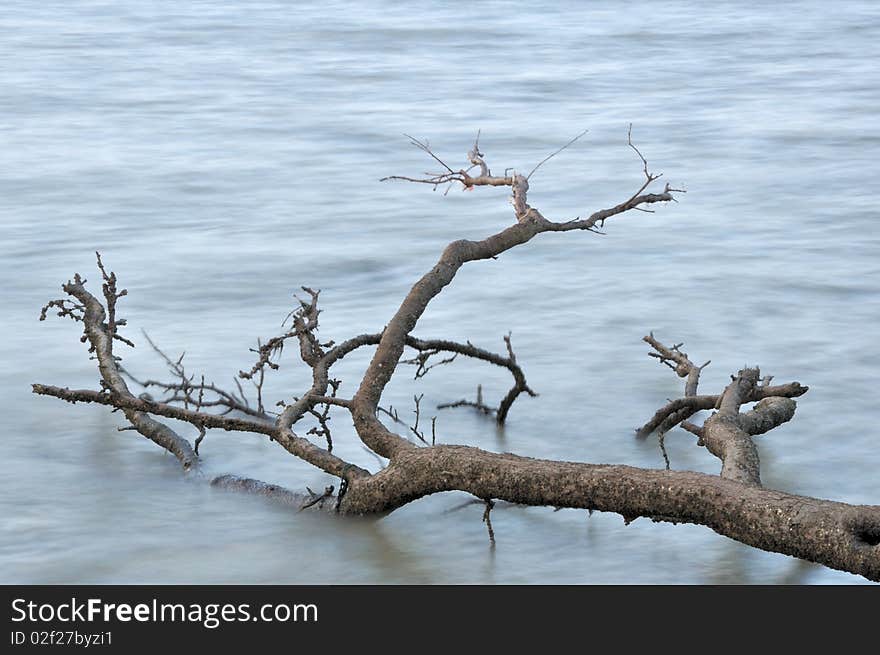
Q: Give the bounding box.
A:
[2,1,878,584]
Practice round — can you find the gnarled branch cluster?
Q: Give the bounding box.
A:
[33,130,880,582]
[638,334,806,486]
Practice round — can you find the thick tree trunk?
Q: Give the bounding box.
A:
[338,445,880,581]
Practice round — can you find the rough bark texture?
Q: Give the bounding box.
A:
[34,132,880,582]
[341,446,880,581]
[61,272,200,470]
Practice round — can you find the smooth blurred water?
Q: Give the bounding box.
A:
[2,1,878,584]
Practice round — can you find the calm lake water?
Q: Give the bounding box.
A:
[2,1,878,584]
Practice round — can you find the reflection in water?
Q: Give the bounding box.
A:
[351,519,441,585]
[708,541,820,585]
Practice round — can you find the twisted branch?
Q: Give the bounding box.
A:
[33,130,880,582]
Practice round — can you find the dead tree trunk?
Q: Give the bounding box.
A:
[33,129,880,582]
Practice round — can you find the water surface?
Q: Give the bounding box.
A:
[2,1,879,583]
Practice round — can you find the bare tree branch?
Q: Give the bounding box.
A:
[341,446,880,581]
[526,128,588,180]
[409,393,428,444]
[483,499,496,546]
[32,131,880,582]
[636,383,808,438]
[120,333,269,420]
[438,384,496,416]
[37,260,198,470]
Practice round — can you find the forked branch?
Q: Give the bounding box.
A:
[33,130,880,582]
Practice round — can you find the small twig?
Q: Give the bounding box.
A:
[194,424,207,455]
[306,379,340,452]
[233,377,250,408]
[436,398,495,414]
[503,332,516,363]
[526,129,588,180]
[467,130,489,177]
[300,485,335,511]
[437,383,497,417]
[39,298,85,323]
[95,251,132,348]
[193,375,207,455]
[402,349,458,379]
[482,499,496,546]
[658,431,670,470]
[627,123,652,182]
[254,362,266,415]
[241,286,324,381]
[403,133,455,175]
[641,333,713,446]
[121,336,268,420]
[410,393,428,444]
[378,405,404,425]
[335,477,349,513]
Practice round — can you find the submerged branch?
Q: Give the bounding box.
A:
[32,129,879,582]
